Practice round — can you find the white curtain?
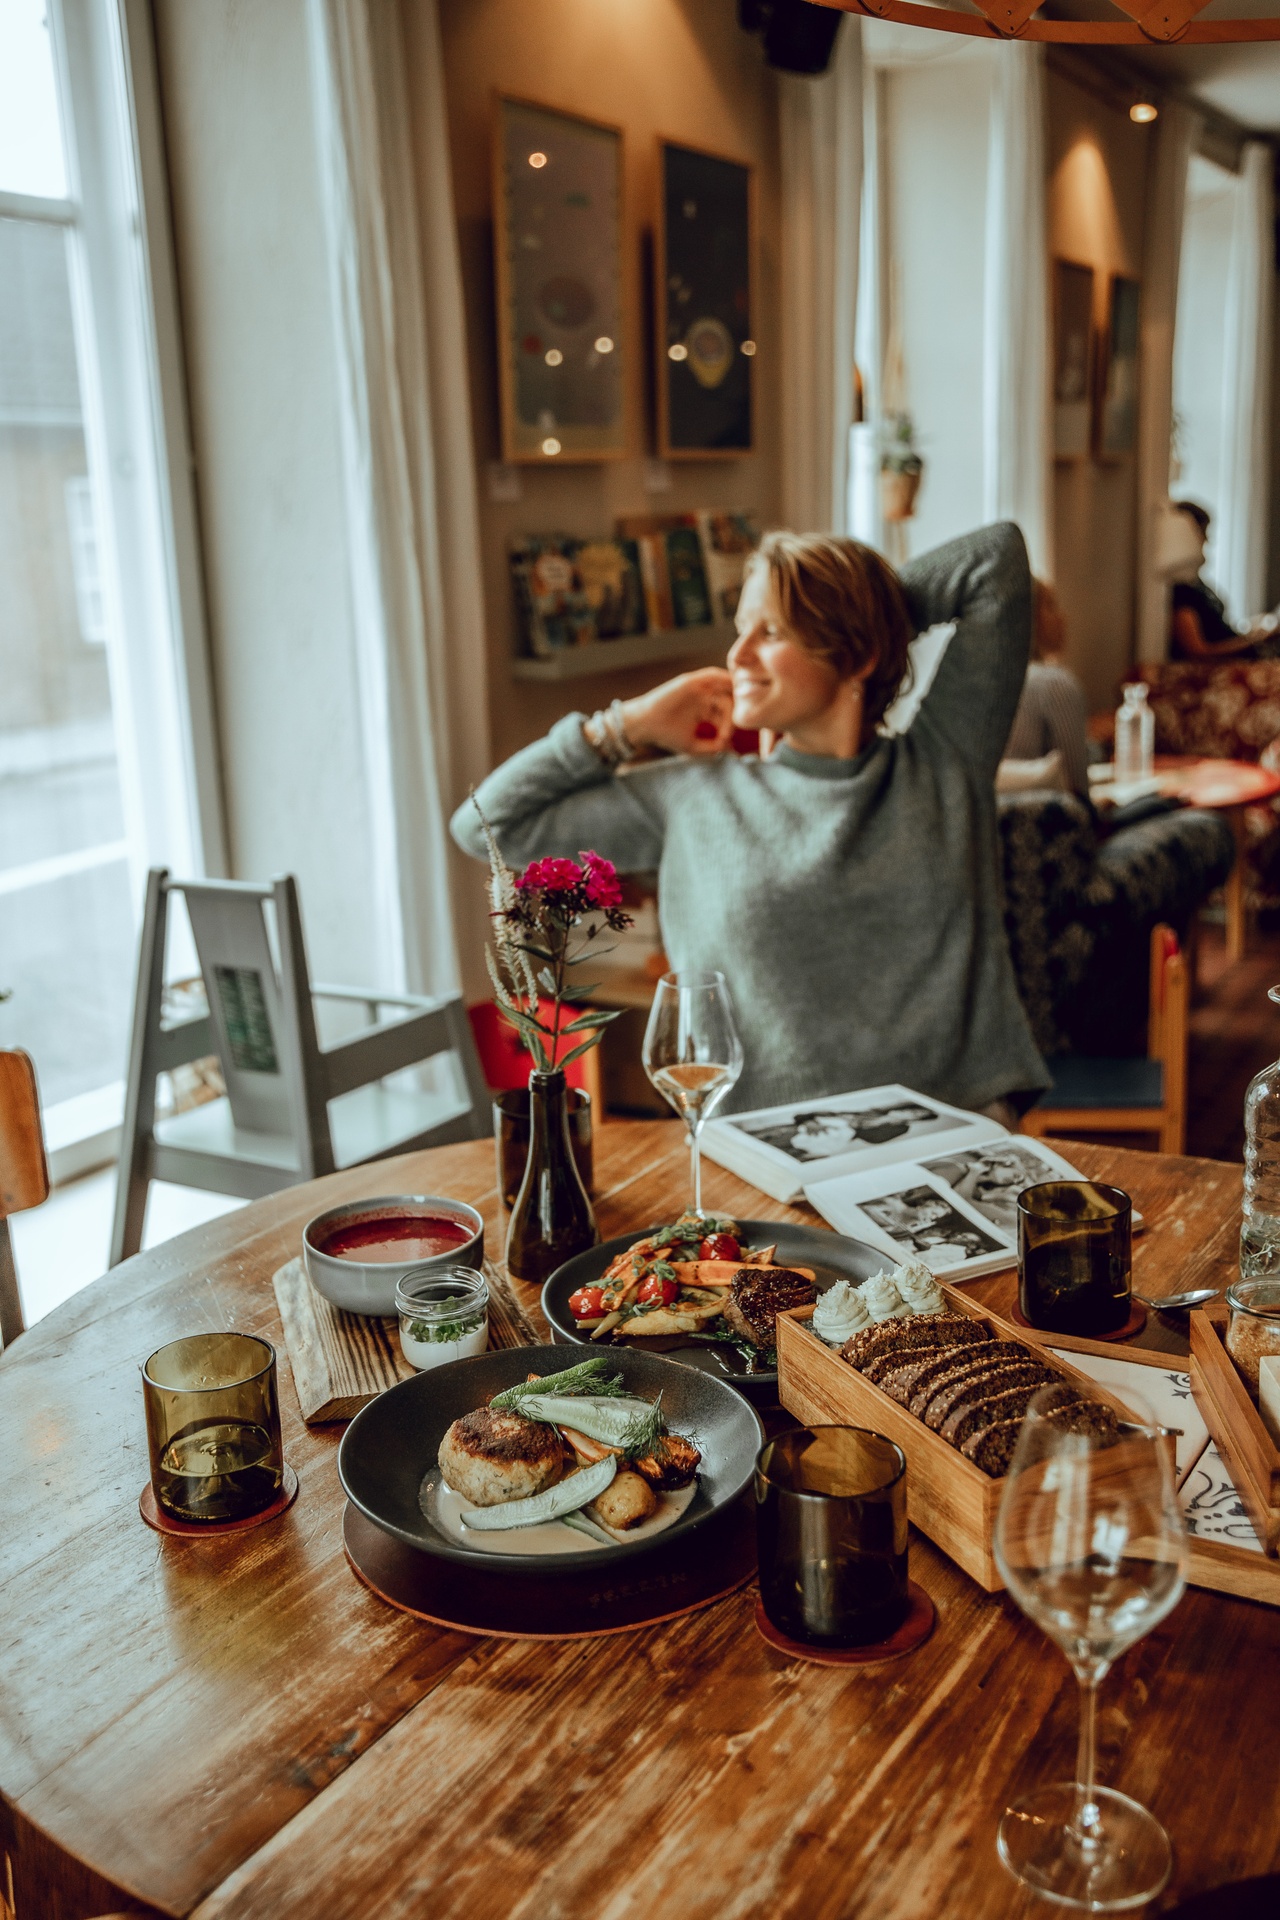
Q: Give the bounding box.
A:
[1136,101,1199,662]
[1218,141,1275,621]
[779,19,863,534]
[306,0,490,997]
[981,41,1051,579]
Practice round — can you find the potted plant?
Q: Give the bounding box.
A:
[880,412,924,523]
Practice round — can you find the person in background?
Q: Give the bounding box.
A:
[453,522,1048,1122]
[1169,501,1280,660]
[1003,579,1090,796]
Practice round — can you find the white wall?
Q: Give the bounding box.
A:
[1173,154,1238,609]
[153,0,382,987]
[880,44,993,563]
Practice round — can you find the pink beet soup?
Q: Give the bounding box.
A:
[319,1214,472,1264]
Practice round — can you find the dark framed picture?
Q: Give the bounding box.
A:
[656,140,754,460]
[492,96,626,464]
[1052,259,1094,461]
[1096,274,1140,459]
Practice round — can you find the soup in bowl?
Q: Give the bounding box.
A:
[304,1194,485,1316]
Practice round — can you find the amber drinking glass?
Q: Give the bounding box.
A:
[755,1427,908,1647]
[143,1332,284,1523]
[494,1086,593,1210]
[1018,1181,1132,1336]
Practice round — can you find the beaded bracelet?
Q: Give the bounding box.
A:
[583,699,638,768]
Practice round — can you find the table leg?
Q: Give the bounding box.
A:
[1225,806,1248,963]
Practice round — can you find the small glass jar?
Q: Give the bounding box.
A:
[396,1266,489,1372]
[1225,1279,1280,1396]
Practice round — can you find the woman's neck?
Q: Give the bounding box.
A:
[781,680,867,759]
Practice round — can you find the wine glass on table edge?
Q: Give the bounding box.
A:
[994,1383,1187,1912]
[642,969,743,1219]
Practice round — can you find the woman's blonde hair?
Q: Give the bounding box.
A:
[749,532,914,732]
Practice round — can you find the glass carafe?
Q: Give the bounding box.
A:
[1241,986,1280,1282]
[1114,683,1154,783]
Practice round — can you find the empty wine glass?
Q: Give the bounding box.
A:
[642,969,743,1218]
[994,1384,1187,1911]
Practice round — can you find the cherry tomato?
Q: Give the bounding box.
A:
[636,1274,679,1307]
[699,1233,741,1262]
[568,1285,607,1320]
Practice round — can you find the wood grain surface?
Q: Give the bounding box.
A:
[2,1128,1277,1919]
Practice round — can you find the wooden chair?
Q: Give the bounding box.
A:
[1022,924,1188,1154]
[110,869,490,1266]
[0,1050,51,1349]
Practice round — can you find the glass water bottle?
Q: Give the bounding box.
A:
[1241,987,1280,1282]
[1114,682,1154,783]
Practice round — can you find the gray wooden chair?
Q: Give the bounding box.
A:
[0,1049,50,1349]
[109,870,489,1266]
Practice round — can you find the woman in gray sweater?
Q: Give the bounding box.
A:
[452,521,1047,1117]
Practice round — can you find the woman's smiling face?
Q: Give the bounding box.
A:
[727,563,845,735]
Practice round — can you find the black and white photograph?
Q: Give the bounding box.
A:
[733,1098,957,1165]
[858,1183,1007,1270]
[919,1139,1068,1240]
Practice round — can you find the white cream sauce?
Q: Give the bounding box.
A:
[421,1471,697,1557]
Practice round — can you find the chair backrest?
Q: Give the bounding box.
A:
[0,1050,49,1219]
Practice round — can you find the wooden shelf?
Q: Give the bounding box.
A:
[510,622,733,681]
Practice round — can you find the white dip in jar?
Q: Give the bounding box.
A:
[396,1266,489,1372]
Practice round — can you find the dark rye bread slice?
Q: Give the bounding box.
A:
[873,1339,1008,1404]
[920,1355,1060,1429]
[841,1313,987,1373]
[961,1397,1120,1476]
[941,1379,1088,1448]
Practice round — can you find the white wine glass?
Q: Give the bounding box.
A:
[642,969,743,1218]
[994,1384,1188,1911]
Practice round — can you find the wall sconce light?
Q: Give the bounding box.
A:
[1130,101,1159,124]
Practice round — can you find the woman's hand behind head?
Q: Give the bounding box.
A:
[620,667,734,758]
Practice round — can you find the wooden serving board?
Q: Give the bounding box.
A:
[778,1290,1280,1607]
[1190,1309,1280,1556]
[272,1256,546,1424]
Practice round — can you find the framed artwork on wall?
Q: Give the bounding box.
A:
[656,140,754,460]
[1052,259,1095,461]
[492,96,626,464]
[1096,274,1141,459]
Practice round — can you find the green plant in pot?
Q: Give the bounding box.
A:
[880,412,924,523]
[478,811,631,1284]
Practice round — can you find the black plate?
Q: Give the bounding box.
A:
[541,1219,886,1403]
[337,1343,764,1575]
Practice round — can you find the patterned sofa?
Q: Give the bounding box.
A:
[1136,659,1280,911]
[997,791,1235,1058]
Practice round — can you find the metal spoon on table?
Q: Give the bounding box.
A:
[1133,1287,1220,1314]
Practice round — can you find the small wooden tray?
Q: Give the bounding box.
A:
[1190,1310,1280,1556]
[273,1256,545,1424]
[776,1286,1142,1594]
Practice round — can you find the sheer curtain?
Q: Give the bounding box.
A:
[306,0,489,997]
[1137,101,1199,662]
[982,41,1051,578]
[1217,141,1275,622]
[779,19,863,533]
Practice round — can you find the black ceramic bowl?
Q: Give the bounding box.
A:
[542,1219,885,1404]
[337,1344,764,1574]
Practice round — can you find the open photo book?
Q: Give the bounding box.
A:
[699,1082,1122,1282]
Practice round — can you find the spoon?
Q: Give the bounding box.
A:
[1133,1287,1220,1313]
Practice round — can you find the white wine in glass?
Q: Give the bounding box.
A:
[642,970,743,1217]
[994,1384,1187,1912]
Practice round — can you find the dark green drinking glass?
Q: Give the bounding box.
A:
[755,1427,908,1647]
[1017,1180,1132,1336]
[142,1332,284,1523]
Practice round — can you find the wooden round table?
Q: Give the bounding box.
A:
[2,1124,1276,1919]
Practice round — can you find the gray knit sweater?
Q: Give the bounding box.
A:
[453,523,1048,1114]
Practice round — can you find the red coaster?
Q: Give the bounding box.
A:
[1009,1300,1147,1343]
[139,1464,298,1537]
[754,1580,936,1666]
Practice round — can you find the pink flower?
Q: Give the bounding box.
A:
[516,856,582,893]
[580,850,623,910]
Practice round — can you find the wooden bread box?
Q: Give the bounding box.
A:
[776,1282,1169,1594]
[1190,1308,1280,1555]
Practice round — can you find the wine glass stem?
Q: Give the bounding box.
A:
[1072,1675,1102,1851]
[688,1120,702,1216]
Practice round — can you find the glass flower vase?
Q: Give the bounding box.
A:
[504,1068,598,1285]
